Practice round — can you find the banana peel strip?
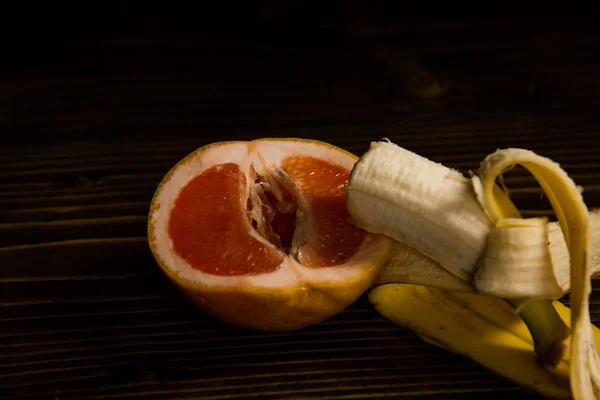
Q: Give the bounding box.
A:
[475,148,598,400]
[369,284,571,399]
[369,284,600,399]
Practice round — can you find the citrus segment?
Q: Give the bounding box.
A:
[168,163,283,276]
[282,156,366,267]
[148,138,392,331]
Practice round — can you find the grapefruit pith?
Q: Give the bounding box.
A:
[148,138,392,330]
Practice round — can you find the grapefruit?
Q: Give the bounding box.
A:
[148,138,392,330]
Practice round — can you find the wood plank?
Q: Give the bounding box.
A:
[0,202,150,223]
[0,216,147,246]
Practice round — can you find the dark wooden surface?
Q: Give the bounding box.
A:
[2,9,600,399]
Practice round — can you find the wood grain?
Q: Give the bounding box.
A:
[2,12,600,400]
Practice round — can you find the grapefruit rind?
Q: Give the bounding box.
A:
[148,138,392,330]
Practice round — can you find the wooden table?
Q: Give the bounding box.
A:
[2,11,599,399]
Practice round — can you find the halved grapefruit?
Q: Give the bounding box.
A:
[148,138,392,331]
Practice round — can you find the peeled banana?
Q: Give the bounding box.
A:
[347,140,491,282]
[475,217,562,300]
[348,141,600,295]
[375,210,600,295]
[346,140,600,399]
[373,240,474,292]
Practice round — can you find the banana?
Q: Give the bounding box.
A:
[348,141,600,296]
[347,140,600,398]
[374,240,474,292]
[369,284,571,399]
[376,210,600,295]
[347,140,490,282]
[475,217,563,300]
[475,148,600,399]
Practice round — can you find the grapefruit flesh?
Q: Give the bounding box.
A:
[168,163,283,276]
[284,156,367,267]
[148,138,392,330]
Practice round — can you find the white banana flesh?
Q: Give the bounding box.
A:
[347,140,491,282]
[475,217,563,300]
[374,240,474,292]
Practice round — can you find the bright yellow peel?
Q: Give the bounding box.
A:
[475,148,596,400]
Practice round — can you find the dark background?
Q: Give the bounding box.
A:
[2,9,599,144]
[1,7,599,400]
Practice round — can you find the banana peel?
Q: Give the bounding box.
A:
[369,283,572,399]
[370,283,600,399]
[446,291,533,344]
[475,148,599,399]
